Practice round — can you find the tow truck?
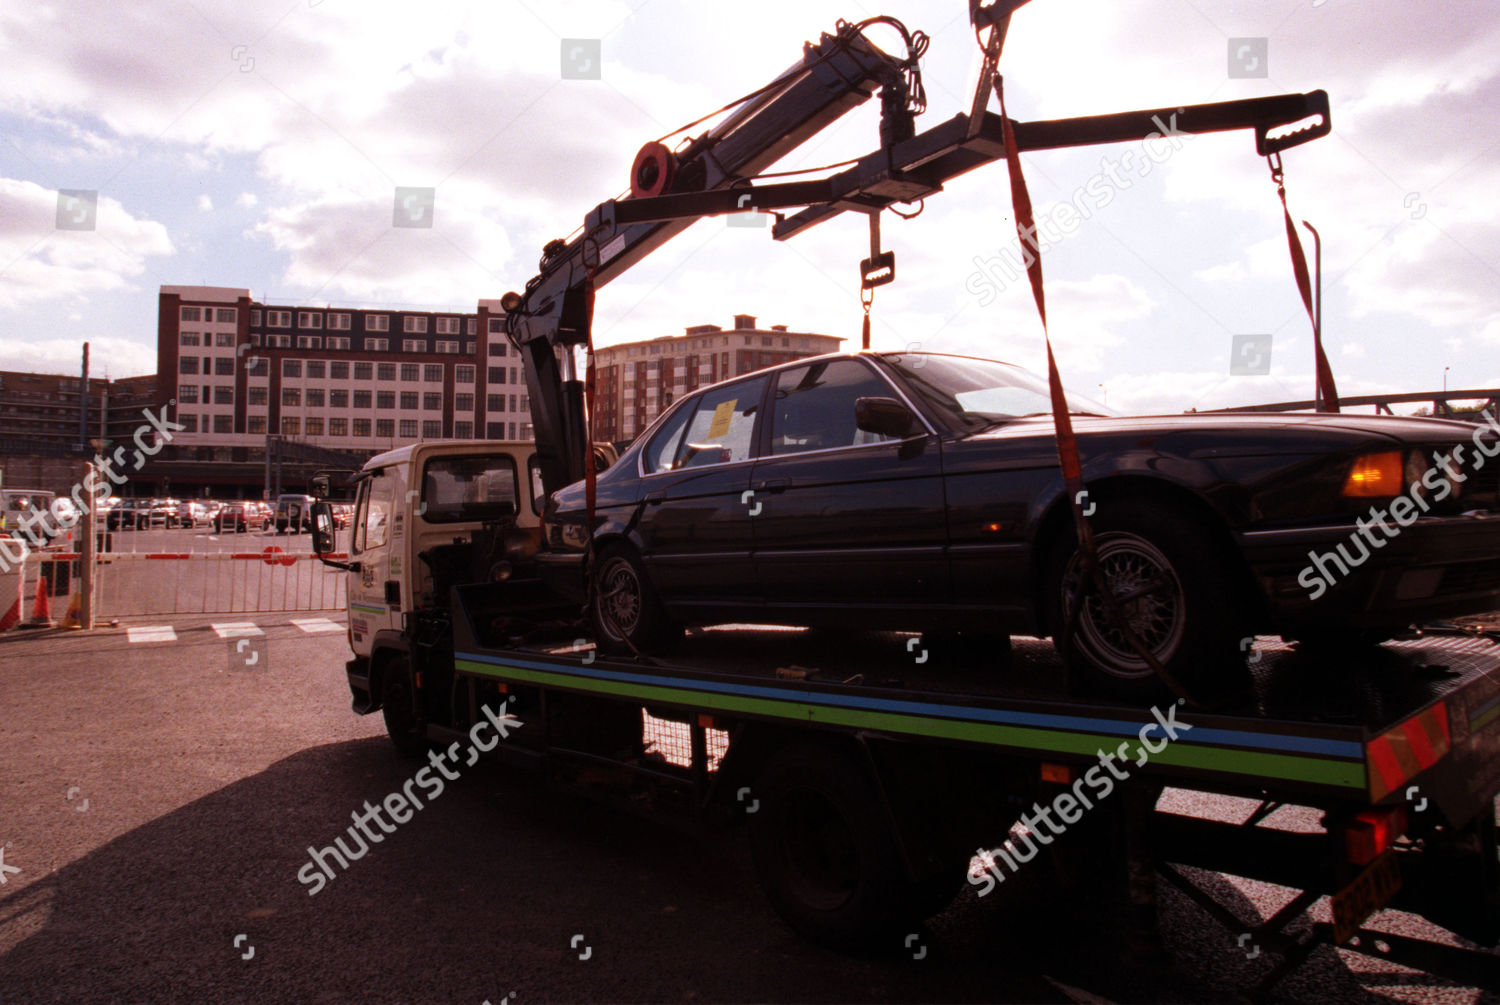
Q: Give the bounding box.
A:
[312,3,1500,995]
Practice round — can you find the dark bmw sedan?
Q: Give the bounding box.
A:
[540,351,1500,693]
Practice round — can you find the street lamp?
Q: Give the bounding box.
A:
[1444,367,1450,394]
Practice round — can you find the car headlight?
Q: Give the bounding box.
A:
[559,521,590,549]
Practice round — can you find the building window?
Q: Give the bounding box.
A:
[216,308,237,323]
[282,417,300,436]
[330,389,348,408]
[268,334,291,348]
[250,334,262,346]
[420,420,440,438]
[179,358,199,374]
[376,419,395,438]
[296,336,322,349]
[489,341,506,357]
[283,360,302,378]
[247,357,268,377]
[366,337,389,352]
[180,306,202,322]
[396,419,417,438]
[215,332,235,347]
[486,394,504,412]
[267,310,291,327]
[403,316,428,333]
[422,392,441,410]
[466,318,477,335]
[520,423,532,440]
[305,361,326,379]
[249,309,261,326]
[296,312,321,329]
[509,422,517,439]
[377,363,396,382]
[214,358,234,375]
[400,363,419,382]
[327,313,350,330]
[326,337,351,350]
[248,416,266,434]
[329,417,348,436]
[486,422,504,438]
[178,385,199,403]
[353,418,371,437]
[435,340,459,354]
[455,365,475,383]
[423,364,443,382]
[455,392,474,411]
[399,391,418,409]
[179,415,198,432]
[376,390,395,409]
[354,362,373,380]
[366,314,389,332]
[488,366,506,384]
[248,386,267,406]
[306,389,325,407]
[282,388,301,406]
[454,420,473,438]
[402,339,426,353]
[305,417,324,436]
[213,415,233,433]
[434,317,459,334]
[179,333,200,346]
[353,390,372,408]
[329,361,349,380]
[464,341,475,355]
[489,317,505,333]
[214,386,233,404]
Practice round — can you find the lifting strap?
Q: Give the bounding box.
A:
[992,73,1198,707]
[1269,152,1340,412]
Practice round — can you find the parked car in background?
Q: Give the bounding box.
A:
[147,498,181,529]
[2,489,59,542]
[177,500,210,528]
[542,350,1500,696]
[274,494,316,534]
[107,498,151,530]
[213,500,271,533]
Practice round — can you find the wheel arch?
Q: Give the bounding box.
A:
[1030,474,1266,636]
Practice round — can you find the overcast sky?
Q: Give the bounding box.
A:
[1,0,1497,414]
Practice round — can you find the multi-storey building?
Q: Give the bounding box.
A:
[590,314,843,442]
[0,370,158,454]
[157,287,535,453]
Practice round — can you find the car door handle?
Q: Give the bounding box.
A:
[754,478,790,493]
[644,490,665,505]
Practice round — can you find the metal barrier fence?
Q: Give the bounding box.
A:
[94,550,348,617]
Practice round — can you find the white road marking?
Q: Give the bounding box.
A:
[127,626,178,644]
[212,622,264,639]
[292,617,343,634]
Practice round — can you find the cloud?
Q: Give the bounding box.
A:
[0,334,156,377]
[236,191,257,208]
[197,194,212,212]
[0,178,173,310]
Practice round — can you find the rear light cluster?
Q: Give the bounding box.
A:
[1344,806,1407,866]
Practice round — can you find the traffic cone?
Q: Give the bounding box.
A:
[58,589,83,630]
[19,573,54,629]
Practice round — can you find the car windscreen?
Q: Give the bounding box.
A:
[881,354,1114,429]
[421,455,519,523]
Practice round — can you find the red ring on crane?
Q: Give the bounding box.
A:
[630,142,676,199]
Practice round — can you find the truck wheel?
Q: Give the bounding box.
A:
[379,657,428,760]
[1045,500,1247,700]
[748,744,920,950]
[590,545,676,654]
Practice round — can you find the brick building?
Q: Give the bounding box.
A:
[590,314,842,442]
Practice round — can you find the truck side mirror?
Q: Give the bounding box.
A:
[310,474,330,498]
[311,502,336,556]
[855,396,917,439]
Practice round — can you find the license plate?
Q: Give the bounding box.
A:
[1331,850,1402,944]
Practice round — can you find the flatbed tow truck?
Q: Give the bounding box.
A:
[311,3,1500,996]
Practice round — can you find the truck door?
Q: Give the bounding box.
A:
[348,467,401,648]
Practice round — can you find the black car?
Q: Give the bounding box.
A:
[540,351,1500,693]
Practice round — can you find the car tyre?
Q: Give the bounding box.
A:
[379,656,428,760]
[589,545,678,654]
[748,744,927,951]
[1045,500,1248,701]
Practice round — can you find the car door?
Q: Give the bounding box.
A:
[634,374,768,609]
[749,358,949,612]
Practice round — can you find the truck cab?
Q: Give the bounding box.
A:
[315,440,547,698]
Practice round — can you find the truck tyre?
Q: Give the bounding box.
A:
[748,744,920,950]
[1045,500,1248,700]
[590,545,677,654]
[379,656,428,760]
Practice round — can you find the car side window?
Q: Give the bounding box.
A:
[672,376,767,469]
[642,399,695,475]
[771,359,901,455]
[356,473,393,552]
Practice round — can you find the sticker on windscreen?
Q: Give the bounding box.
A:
[707,399,737,439]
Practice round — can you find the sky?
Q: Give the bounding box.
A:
[1,0,1497,415]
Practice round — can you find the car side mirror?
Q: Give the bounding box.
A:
[855,396,917,439]
[311,503,336,556]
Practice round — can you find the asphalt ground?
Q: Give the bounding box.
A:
[1,613,1498,1003]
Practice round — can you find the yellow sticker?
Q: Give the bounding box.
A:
[706,399,737,439]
